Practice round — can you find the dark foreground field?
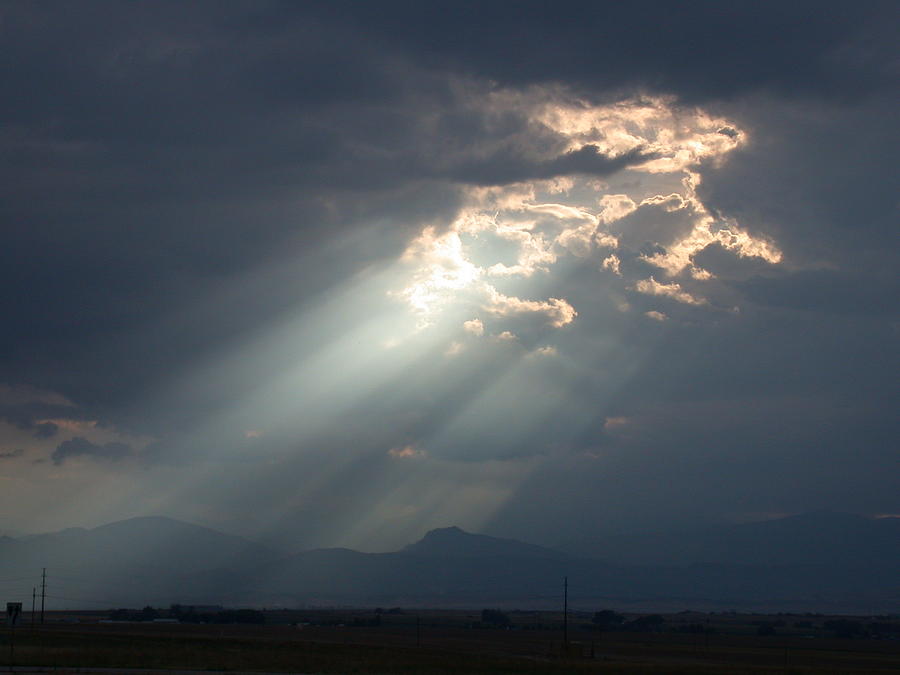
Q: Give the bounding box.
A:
[2,610,898,674]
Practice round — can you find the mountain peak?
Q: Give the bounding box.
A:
[403,526,564,558]
[92,515,193,531]
[422,525,466,538]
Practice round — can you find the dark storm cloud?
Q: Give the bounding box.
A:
[0,3,639,433]
[0,402,68,437]
[0,1,897,542]
[0,2,444,423]
[488,405,900,545]
[320,0,897,102]
[608,195,697,250]
[736,269,899,316]
[51,437,133,465]
[698,93,899,267]
[2,1,893,422]
[446,145,655,186]
[32,422,59,439]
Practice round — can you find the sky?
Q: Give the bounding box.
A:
[0,0,897,551]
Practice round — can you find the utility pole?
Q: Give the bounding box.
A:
[40,567,46,625]
[8,611,14,670]
[563,576,568,653]
[7,602,21,668]
[31,587,36,630]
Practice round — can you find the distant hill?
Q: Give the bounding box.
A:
[0,513,895,613]
[0,516,278,607]
[559,512,900,567]
[8,516,277,572]
[233,518,899,612]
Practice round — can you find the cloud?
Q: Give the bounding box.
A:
[399,226,482,317]
[602,254,621,275]
[396,94,772,338]
[642,216,783,278]
[388,445,426,459]
[0,384,73,408]
[533,96,746,171]
[0,385,78,437]
[51,437,133,465]
[484,290,577,328]
[0,2,895,548]
[609,193,695,249]
[598,194,637,224]
[462,318,484,336]
[645,310,667,321]
[633,277,707,306]
[736,269,900,316]
[0,449,24,460]
[444,341,465,356]
[346,2,893,102]
[446,144,654,186]
[603,416,630,431]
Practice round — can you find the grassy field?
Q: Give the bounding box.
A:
[1,609,898,674]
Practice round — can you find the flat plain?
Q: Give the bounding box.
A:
[2,609,898,674]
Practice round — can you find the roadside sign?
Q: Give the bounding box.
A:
[6,602,21,625]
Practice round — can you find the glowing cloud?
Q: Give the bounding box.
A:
[484,288,577,327]
[445,341,465,356]
[463,318,484,336]
[399,226,481,319]
[602,254,621,275]
[598,194,638,223]
[532,96,748,173]
[395,90,782,343]
[388,445,427,459]
[634,277,707,306]
[604,416,630,430]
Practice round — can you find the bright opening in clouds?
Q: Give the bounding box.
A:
[397,94,780,343]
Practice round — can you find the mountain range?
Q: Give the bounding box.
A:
[0,513,896,614]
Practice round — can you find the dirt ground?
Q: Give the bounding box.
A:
[2,609,897,674]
